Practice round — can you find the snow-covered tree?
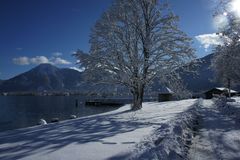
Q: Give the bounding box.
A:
[211,0,240,95]
[74,0,195,110]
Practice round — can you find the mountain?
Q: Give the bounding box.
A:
[0,54,234,93]
[180,54,220,92]
[148,54,220,94]
[0,64,83,92]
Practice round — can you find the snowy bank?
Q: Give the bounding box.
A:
[0,99,198,160]
[189,99,240,160]
[127,99,200,160]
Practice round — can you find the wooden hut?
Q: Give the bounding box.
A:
[204,87,237,99]
[158,87,174,102]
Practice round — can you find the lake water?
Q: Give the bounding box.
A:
[0,96,120,132]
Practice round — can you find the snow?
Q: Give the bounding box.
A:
[3,98,240,160]
[188,98,240,160]
[0,99,197,160]
[128,100,199,159]
[158,86,174,94]
[215,87,237,93]
[38,119,47,125]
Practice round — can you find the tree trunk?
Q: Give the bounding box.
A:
[131,86,144,110]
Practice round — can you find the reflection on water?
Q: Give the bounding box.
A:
[0,96,120,132]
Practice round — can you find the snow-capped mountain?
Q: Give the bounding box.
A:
[0,64,83,92]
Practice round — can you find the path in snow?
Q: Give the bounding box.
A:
[189,100,240,160]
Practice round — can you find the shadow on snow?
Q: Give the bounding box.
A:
[0,109,152,160]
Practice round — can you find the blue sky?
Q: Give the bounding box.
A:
[0,0,217,79]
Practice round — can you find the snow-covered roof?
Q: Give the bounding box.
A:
[215,87,237,93]
[158,86,174,94]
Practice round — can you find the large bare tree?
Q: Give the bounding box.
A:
[74,0,195,110]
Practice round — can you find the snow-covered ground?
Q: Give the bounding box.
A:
[0,99,198,160]
[188,98,240,160]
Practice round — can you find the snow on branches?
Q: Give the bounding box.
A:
[211,0,240,89]
[74,0,196,110]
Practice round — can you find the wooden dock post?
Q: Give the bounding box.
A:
[75,99,78,107]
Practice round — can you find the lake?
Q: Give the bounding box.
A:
[0,96,121,132]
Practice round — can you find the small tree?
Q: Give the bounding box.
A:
[211,0,240,96]
[74,0,195,110]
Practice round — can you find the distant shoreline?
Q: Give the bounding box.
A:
[0,92,133,97]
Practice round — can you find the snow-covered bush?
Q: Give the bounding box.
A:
[226,98,236,102]
[213,96,227,108]
[214,96,240,124]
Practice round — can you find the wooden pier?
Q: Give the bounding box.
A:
[85,99,130,106]
[85,97,156,106]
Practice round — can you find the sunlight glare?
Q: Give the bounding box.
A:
[230,0,240,18]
